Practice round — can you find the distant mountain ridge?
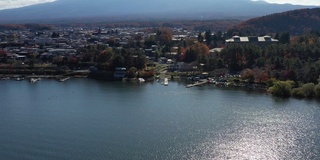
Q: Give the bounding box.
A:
[233,8,320,35]
[0,0,316,24]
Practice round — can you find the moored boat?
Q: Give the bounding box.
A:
[30,78,41,83]
[16,77,24,81]
[163,78,169,86]
[138,78,145,82]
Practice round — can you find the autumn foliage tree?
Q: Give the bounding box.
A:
[192,42,209,55]
[156,28,173,45]
[97,48,114,63]
[96,48,114,70]
[184,42,209,63]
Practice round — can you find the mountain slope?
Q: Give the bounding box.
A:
[233,8,320,34]
[0,0,316,23]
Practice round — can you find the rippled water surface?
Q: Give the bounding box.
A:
[0,79,320,159]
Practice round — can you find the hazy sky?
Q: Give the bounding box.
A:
[0,0,319,10]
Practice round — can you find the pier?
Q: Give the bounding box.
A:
[186,80,208,88]
[59,77,71,82]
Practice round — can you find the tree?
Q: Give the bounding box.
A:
[256,57,265,68]
[302,83,315,98]
[207,58,216,71]
[197,32,204,43]
[205,30,212,45]
[241,69,254,82]
[243,44,261,68]
[0,50,7,62]
[67,55,79,68]
[156,28,172,45]
[144,37,157,47]
[304,65,318,83]
[97,48,113,63]
[268,81,293,97]
[132,52,146,70]
[107,38,117,47]
[53,56,64,67]
[314,83,320,98]
[275,33,279,40]
[177,47,186,62]
[185,48,197,63]
[81,53,93,62]
[127,67,137,78]
[197,54,209,71]
[216,31,223,41]
[291,87,305,98]
[27,53,37,68]
[51,32,60,38]
[192,42,209,55]
[112,54,125,69]
[279,32,290,44]
[255,69,269,83]
[223,44,244,72]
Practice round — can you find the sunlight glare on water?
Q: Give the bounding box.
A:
[185,101,319,160]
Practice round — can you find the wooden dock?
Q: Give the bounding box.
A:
[186,80,208,88]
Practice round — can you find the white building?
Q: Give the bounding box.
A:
[225,35,278,46]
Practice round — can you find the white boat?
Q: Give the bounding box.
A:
[138,78,145,82]
[163,78,168,86]
[16,77,24,81]
[30,78,41,83]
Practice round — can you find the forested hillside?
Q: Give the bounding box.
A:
[230,8,320,35]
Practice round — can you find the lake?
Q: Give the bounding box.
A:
[0,78,319,159]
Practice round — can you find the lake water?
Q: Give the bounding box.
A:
[0,79,320,160]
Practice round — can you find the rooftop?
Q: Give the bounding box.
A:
[226,36,278,43]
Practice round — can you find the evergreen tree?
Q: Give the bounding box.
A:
[279,32,290,44]
[205,30,212,45]
[185,48,197,63]
[197,32,204,43]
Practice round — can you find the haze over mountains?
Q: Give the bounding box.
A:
[0,0,316,23]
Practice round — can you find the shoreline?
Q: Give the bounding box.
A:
[0,73,268,91]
